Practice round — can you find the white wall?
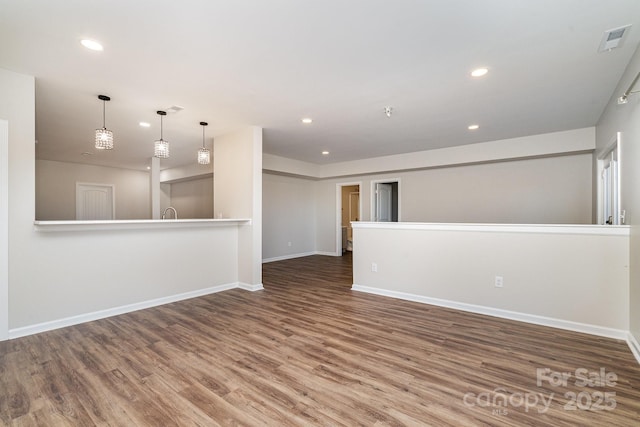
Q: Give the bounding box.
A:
[0,68,35,329]
[322,128,594,178]
[214,127,263,287]
[168,176,213,219]
[160,163,213,182]
[16,225,239,329]
[262,172,316,261]
[0,120,8,340]
[1,68,243,332]
[264,128,595,179]
[36,159,151,220]
[596,44,640,349]
[353,223,629,337]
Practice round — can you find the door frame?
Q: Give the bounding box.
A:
[349,192,360,224]
[371,177,401,222]
[1,120,8,340]
[335,181,362,256]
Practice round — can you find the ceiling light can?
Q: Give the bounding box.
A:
[81,39,104,51]
[471,67,489,77]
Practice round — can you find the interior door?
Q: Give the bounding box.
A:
[602,160,619,225]
[76,183,114,220]
[376,183,392,222]
[349,192,359,222]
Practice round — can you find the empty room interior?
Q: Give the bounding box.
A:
[2,1,640,425]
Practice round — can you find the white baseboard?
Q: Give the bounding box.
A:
[351,284,628,341]
[238,282,264,291]
[262,251,343,263]
[9,282,239,340]
[627,332,640,364]
[262,252,316,263]
[315,251,341,257]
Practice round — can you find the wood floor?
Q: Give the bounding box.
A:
[1,254,639,426]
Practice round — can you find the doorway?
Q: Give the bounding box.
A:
[336,182,361,255]
[597,133,624,225]
[372,179,400,222]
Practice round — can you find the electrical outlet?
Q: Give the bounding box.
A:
[371,263,378,272]
[495,276,504,288]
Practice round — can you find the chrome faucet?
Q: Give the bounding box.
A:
[162,206,178,220]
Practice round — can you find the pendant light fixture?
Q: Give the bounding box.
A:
[95,95,113,150]
[154,110,169,158]
[198,121,210,165]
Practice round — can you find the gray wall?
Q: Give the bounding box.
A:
[399,154,592,224]
[262,172,317,261]
[36,161,215,220]
[36,160,150,220]
[262,152,593,259]
[313,153,593,255]
[168,176,213,219]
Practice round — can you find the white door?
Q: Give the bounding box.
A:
[601,144,619,225]
[76,183,115,220]
[376,183,392,222]
[349,192,359,223]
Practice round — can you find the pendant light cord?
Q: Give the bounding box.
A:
[102,99,106,128]
[202,125,205,148]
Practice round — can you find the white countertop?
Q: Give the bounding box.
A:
[34,218,251,232]
[351,221,630,236]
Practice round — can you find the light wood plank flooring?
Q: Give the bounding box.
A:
[1,254,639,426]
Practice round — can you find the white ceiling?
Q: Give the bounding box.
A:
[1,0,639,171]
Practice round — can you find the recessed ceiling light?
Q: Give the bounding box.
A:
[301,118,313,124]
[471,67,488,77]
[468,124,480,130]
[139,122,151,128]
[80,39,104,51]
[146,166,151,170]
[322,151,329,155]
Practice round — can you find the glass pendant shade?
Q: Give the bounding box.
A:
[154,139,169,158]
[197,121,210,165]
[198,147,210,164]
[95,95,113,150]
[95,127,113,150]
[154,111,169,158]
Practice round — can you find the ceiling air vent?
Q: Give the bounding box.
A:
[598,25,632,52]
[165,105,184,114]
